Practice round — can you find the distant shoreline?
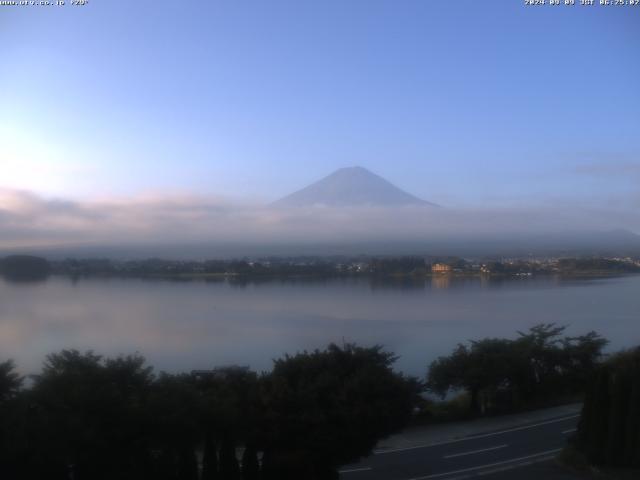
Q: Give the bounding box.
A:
[3,254,639,283]
[44,270,639,282]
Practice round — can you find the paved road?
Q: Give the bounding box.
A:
[339,413,580,480]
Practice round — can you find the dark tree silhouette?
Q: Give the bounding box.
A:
[0,360,22,403]
[0,255,50,281]
[0,360,24,479]
[427,324,608,414]
[24,351,156,480]
[575,347,640,467]
[260,343,420,479]
[0,343,421,479]
[219,434,240,480]
[202,432,220,480]
[427,338,517,414]
[240,444,260,480]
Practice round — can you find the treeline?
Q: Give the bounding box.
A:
[0,344,420,480]
[573,347,640,468]
[2,255,639,282]
[556,258,640,273]
[51,258,340,278]
[0,256,51,281]
[426,324,608,415]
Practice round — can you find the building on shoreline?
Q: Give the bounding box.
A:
[431,263,452,274]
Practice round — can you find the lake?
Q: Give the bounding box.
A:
[1,274,639,377]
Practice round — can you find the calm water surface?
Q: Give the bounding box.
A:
[1,275,639,376]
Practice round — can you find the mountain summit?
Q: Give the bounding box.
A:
[273,167,438,207]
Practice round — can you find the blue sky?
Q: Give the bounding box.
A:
[1,0,639,207]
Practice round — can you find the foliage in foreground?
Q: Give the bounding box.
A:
[0,344,419,480]
[574,346,640,468]
[426,324,608,414]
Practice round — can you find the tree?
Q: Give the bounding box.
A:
[427,324,608,415]
[0,360,22,403]
[202,432,219,480]
[26,350,156,480]
[219,434,240,480]
[194,367,262,480]
[147,373,201,480]
[515,323,566,393]
[260,343,421,479]
[575,347,640,467]
[560,331,609,390]
[427,339,520,414]
[240,444,260,480]
[0,360,24,479]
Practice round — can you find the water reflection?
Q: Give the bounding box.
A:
[431,275,450,290]
[53,273,619,291]
[1,271,50,284]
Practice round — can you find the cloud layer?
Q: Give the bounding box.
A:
[0,188,638,256]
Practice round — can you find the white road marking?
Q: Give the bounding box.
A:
[375,414,579,454]
[475,452,562,477]
[443,444,508,459]
[562,428,577,434]
[339,466,372,474]
[406,448,562,480]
